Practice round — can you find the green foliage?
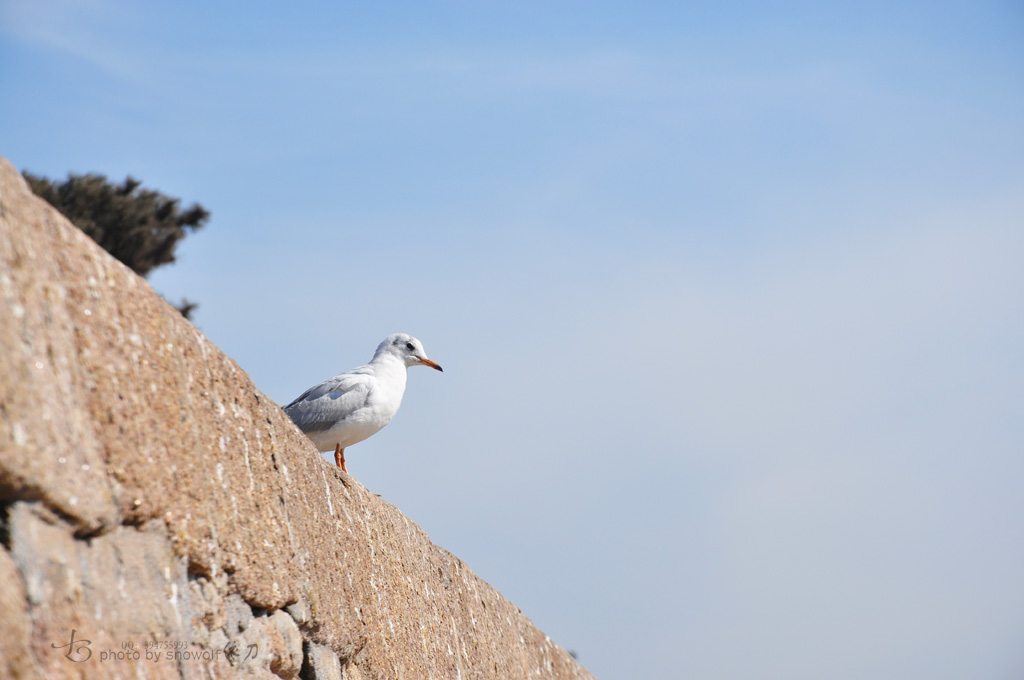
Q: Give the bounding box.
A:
[23,171,209,318]
[23,171,209,276]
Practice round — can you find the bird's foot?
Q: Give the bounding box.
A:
[334,444,347,473]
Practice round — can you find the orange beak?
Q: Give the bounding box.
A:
[418,358,443,372]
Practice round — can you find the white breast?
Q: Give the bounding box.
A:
[308,356,408,451]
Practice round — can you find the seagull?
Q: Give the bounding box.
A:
[282,333,443,472]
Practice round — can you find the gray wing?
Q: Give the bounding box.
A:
[283,372,372,435]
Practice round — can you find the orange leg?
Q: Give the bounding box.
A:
[334,443,347,472]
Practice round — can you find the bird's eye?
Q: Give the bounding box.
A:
[405,342,415,351]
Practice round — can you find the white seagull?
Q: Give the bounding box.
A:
[283,333,443,472]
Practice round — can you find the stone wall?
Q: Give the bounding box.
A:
[0,156,595,680]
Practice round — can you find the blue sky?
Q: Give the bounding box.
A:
[3,2,1023,678]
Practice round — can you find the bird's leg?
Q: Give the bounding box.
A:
[334,444,347,472]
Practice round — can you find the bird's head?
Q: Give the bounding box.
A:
[378,333,443,371]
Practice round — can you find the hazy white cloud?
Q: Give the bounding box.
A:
[0,0,148,80]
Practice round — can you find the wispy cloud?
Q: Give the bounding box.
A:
[1,0,146,80]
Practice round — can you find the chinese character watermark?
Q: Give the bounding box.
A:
[51,629,92,662]
[223,640,258,663]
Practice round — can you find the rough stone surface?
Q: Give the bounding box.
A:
[0,540,45,680]
[0,156,596,680]
[305,642,343,680]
